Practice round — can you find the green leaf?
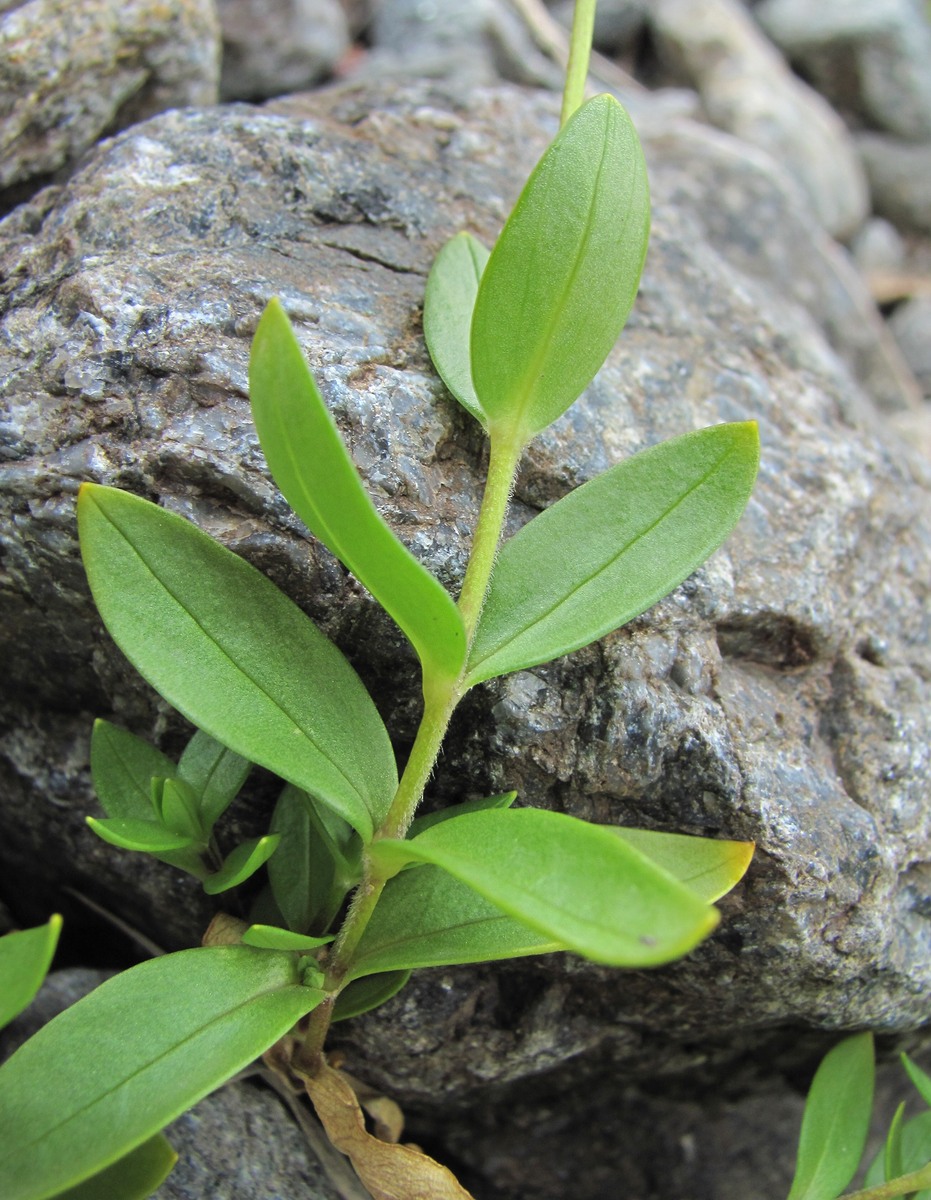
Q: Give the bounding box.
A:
[903,1054,931,1109]
[90,719,176,821]
[349,865,560,980]
[268,785,359,934]
[52,1134,177,1200]
[467,422,760,685]
[886,1103,907,1188]
[605,828,754,904]
[178,729,251,831]
[0,916,62,1031]
[86,816,196,855]
[202,835,281,895]
[241,925,333,951]
[865,1111,931,1200]
[78,483,397,841]
[409,791,517,838]
[369,808,718,967]
[470,93,650,442]
[787,1032,875,1200]
[153,777,204,840]
[332,970,412,1022]
[249,298,466,684]
[0,946,323,1200]
[423,231,490,428]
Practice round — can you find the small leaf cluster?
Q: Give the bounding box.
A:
[789,1033,931,1200]
[0,91,759,1200]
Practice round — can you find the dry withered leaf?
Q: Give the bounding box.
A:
[302,1061,475,1200]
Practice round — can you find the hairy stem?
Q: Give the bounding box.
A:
[296,427,524,1070]
[839,1163,931,1200]
[561,0,598,126]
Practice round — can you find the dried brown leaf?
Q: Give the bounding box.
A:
[302,1061,475,1200]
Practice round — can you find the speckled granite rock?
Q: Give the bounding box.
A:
[0,0,220,195]
[1,80,929,1143]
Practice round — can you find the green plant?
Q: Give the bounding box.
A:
[0,8,761,1197]
[788,1033,931,1200]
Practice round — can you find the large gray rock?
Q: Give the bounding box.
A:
[755,0,931,141]
[1,80,929,1162]
[649,0,869,239]
[0,0,220,194]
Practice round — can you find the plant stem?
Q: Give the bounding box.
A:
[839,1163,931,1200]
[561,0,598,126]
[296,427,524,1071]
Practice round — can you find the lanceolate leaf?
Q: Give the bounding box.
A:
[241,926,333,951]
[423,231,490,428]
[787,1032,875,1200]
[369,809,718,967]
[606,828,754,904]
[467,422,760,685]
[202,835,281,895]
[865,1111,931,1200]
[78,484,397,840]
[471,93,650,442]
[333,970,412,1022]
[0,916,62,1031]
[250,299,466,684]
[54,1135,177,1200]
[178,730,251,831]
[349,864,559,980]
[0,946,323,1200]
[90,719,176,821]
[903,1053,931,1109]
[85,816,196,855]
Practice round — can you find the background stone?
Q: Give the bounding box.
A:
[1,77,930,1198]
[857,134,931,235]
[217,0,349,101]
[0,0,220,197]
[650,0,869,239]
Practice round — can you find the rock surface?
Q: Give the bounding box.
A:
[857,134,931,235]
[0,0,220,196]
[649,0,869,238]
[1,81,930,1197]
[217,0,349,101]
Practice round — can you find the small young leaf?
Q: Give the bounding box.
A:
[153,777,204,841]
[178,729,250,831]
[0,916,62,1031]
[886,1102,907,1188]
[471,93,650,442]
[332,970,412,1022]
[241,925,333,951]
[202,835,281,895]
[903,1054,931,1109]
[409,791,517,838]
[0,946,323,1200]
[249,298,466,685]
[90,719,176,821]
[268,785,359,934]
[467,422,760,685]
[86,816,196,855]
[349,864,559,980]
[423,231,490,428]
[865,1110,931,1199]
[78,483,398,840]
[369,809,718,967]
[787,1031,875,1200]
[605,828,754,903]
[53,1134,177,1200]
